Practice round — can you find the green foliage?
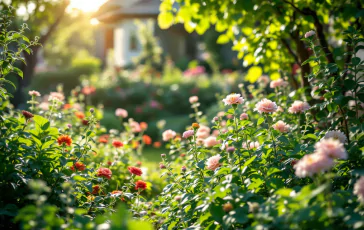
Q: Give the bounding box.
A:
[0,5,38,98]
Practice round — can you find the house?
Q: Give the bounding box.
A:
[93,0,199,68]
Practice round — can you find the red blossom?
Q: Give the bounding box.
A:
[57,135,72,146]
[128,166,143,176]
[75,112,85,119]
[135,180,147,190]
[82,120,89,126]
[75,162,86,171]
[97,167,112,179]
[22,110,34,120]
[92,185,100,194]
[112,140,123,148]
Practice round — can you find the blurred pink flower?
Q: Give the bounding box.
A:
[196,125,210,139]
[150,100,160,108]
[255,98,278,113]
[162,129,176,141]
[204,136,220,148]
[130,121,141,133]
[183,66,206,77]
[242,141,260,149]
[323,130,347,143]
[49,92,65,102]
[294,153,334,178]
[240,113,249,120]
[288,101,310,114]
[272,120,290,133]
[258,75,270,85]
[206,154,221,171]
[305,30,316,38]
[29,90,41,97]
[115,108,128,118]
[354,177,364,203]
[182,130,194,139]
[315,138,347,159]
[270,79,288,88]
[189,96,199,104]
[222,93,244,106]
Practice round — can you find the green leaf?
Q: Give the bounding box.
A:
[217,34,229,44]
[158,12,174,29]
[243,156,256,167]
[73,175,87,181]
[257,117,265,126]
[267,167,281,177]
[245,66,262,83]
[302,134,317,140]
[351,57,360,66]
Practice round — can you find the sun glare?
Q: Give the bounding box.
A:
[69,0,108,12]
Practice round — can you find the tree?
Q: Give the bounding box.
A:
[158,0,363,96]
[1,0,69,105]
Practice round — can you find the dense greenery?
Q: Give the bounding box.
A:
[1,1,364,230]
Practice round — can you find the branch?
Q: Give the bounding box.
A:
[281,38,300,65]
[39,1,69,45]
[283,0,335,63]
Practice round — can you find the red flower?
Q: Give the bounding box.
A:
[107,161,112,166]
[70,165,75,171]
[142,135,152,145]
[22,110,34,120]
[92,185,100,194]
[75,112,85,119]
[58,135,72,146]
[128,166,143,176]
[96,167,112,179]
[112,140,123,148]
[82,120,89,126]
[140,122,148,130]
[153,142,161,148]
[135,180,147,190]
[99,137,108,143]
[75,162,86,171]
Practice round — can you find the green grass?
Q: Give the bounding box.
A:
[133,147,167,170]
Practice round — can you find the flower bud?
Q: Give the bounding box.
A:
[227,147,235,153]
[213,116,219,122]
[89,108,94,113]
[159,163,166,169]
[192,123,200,129]
[175,195,182,201]
[181,166,187,172]
[223,203,233,212]
[161,154,166,158]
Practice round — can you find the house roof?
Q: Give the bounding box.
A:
[93,0,160,23]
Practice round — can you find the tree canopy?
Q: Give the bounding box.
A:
[158,0,363,89]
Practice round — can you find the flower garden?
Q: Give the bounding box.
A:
[1,1,364,230]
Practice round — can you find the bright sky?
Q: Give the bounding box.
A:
[68,0,108,12]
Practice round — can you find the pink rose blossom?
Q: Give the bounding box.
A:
[242,141,260,149]
[272,120,290,133]
[354,176,364,203]
[240,113,249,120]
[182,130,194,139]
[206,154,222,171]
[254,99,278,114]
[305,30,316,38]
[217,111,225,117]
[315,138,347,159]
[39,102,49,110]
[212,130,219,136]
[49,92,65,102]
[323,130,347,143]
[29,90,41,97]
[162,129,176,141]
[196,125,211,139]
[130,121,141,133]
[294,153,334,178]
[288,101,310,114]
[204,136,220,148]
[222,93,244,106]
[115,108,128,118]
[270,79,288,88]
[258,75,270,85]
[189,96,199,104]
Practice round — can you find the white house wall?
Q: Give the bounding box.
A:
[113,19,153,67]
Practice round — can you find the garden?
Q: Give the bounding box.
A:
[0,0,364,229]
